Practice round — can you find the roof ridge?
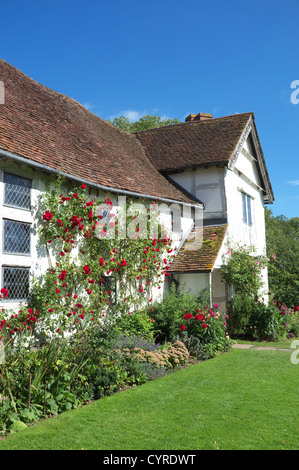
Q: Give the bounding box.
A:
[133,112,254,134]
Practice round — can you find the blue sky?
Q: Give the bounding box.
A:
[1,0,299,219]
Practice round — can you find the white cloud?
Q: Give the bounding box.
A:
[109,108,177,123]
[82,102,94,110]
[288,180,299,186]
[124,109,146,122]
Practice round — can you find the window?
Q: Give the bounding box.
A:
[171,208,182,234]
[1,173,33,303]
[100,276,117,304]
[2,267,30,301]
[3,219,31,255]
[4,172,32,210]
[242,192,253,226]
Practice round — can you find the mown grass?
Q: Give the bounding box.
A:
[0,347,298,450]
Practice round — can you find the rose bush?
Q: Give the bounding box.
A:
[0,178,176,347]
[178,303,231,359]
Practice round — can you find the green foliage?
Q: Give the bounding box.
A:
[220,243,268,297]
[265,208,299,308]
[117,310,154,339]
[147,283,230,359]
[108,114,181,133]
[147,283,200,343]
[226,294,254,337]
[227,294,298,341]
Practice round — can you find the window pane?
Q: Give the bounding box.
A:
[247,196,252,226]
[2,267,30,300]
[242,193,247,224]
[4,173,32,209]
[100,276,117,304]
[3,219,31,254]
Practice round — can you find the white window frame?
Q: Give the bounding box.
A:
[242,192,253,227]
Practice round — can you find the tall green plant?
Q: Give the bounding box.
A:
[220,243,268,297]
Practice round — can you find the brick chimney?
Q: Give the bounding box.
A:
[185,112,213,122]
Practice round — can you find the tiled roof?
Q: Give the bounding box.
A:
[134,113,253,172]
[135,112,274,204]
[0,59,197,205]
[169,224,228,273]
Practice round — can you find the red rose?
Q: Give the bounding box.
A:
[81,184,87,189]
[180,325,186,331]
[43,211,53,221]
[183,313,193,320]
[202,323,207,329]
[83,264,90,274]
[0,288,8,298]
[99,257,104,266]
[295,306,299,311]
[195,313,205,321]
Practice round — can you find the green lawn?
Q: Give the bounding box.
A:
[0,347,298,450]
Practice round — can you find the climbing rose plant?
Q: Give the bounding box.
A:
[220,243,268,297]
[0,179,178,345]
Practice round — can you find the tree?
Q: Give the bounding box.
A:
[108,114,181,133]
[265,208,299,308]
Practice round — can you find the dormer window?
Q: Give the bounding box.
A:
[242,192,253,226]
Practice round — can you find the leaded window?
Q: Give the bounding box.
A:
[2,267,30,301]
[100,276,117,304]
[3,219,31,255]
[4,172,32,210]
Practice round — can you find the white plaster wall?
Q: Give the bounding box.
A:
[224,155,267,255]
[171,272,210,297]
[169,167,227,222]
[223,144,269,295]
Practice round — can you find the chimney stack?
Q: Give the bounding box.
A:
[185,112,213,122]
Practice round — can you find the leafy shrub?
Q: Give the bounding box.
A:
[178,306,231,359]
[117,310,154,339]
[226,294,254,338]
[147,283,202,342]
[221,243,268,297]
[227,295,298,341]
